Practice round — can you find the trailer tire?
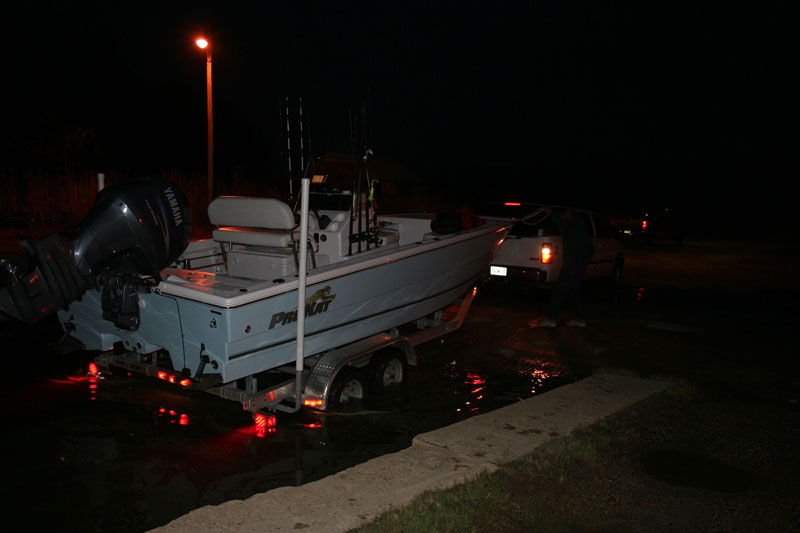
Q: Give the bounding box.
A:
[369,349,407,392]
[329,367,368,409]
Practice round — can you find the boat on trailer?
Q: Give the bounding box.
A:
[0,177,510,411]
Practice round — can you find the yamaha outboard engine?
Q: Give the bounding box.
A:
[0,178,191,329]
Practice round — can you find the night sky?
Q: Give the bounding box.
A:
[1,1,797,221]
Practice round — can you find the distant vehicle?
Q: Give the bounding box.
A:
[609,207,685,245]
[608,213,647,240]
[477,201,624,286]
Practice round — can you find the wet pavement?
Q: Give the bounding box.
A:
[2,239,798,532]
[1,294,575,533]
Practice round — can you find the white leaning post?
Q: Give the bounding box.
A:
[295,177,311,374]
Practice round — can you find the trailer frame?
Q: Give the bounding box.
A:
[94,286,477,414]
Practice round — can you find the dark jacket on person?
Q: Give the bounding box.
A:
[551,209,594,264]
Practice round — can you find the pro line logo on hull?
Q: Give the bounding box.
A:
[269,286,336,329]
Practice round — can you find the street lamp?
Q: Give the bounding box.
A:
[195,37,213,205]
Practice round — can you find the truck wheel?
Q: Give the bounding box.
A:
[329,367,367,408]
[369,349,407,392]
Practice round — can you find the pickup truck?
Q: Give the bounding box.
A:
[478,201,624,285]
[609,207,685,245]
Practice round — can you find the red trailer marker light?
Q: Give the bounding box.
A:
[504,202,521,206]
[88,363,98,376]
[179,414,190,426]
[642,220,648,230]
[157,371,168,380]
[304,399,323,408]
[254,413,276,437]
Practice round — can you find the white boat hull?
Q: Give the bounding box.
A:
[61,221,508,383]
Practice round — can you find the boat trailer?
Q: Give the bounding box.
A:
[93,286,477,414]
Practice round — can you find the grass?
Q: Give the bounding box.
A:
[352,370,800,532]
[351,382,696,533]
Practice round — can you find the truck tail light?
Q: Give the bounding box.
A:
[642,220,648,230]
[541,244,552,264]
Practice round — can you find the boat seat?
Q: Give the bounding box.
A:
[209,196,296,248]
[212,227,292,248]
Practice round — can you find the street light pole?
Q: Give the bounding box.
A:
[196,38,213,205]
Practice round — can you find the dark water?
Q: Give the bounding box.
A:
[0,308,574,533]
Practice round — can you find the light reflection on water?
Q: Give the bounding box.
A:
[442,355,574,415]
[516,357,572,395]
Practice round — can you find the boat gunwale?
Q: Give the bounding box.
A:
[157,221,510,309]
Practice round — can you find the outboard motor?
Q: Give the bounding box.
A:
[0,178,191,329]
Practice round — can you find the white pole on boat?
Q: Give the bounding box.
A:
[285,96,293,200]
[293,177,311,405]
[299,97,305,174]
[272,177,309,414]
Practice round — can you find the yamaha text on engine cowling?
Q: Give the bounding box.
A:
[0,178,191,328]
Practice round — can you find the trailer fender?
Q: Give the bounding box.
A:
[303,332,415,410]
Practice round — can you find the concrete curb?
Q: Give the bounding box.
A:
[151,374,671,533]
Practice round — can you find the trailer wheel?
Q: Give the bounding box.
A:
[329,367,367,408]
[369,349,407,392]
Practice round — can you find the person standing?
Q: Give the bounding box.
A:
[539,208,594,327]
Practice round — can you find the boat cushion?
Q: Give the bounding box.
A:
[213,227,293,248]
[209,196,296,247]
[208,197,295,230]
[208,196,320,250]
